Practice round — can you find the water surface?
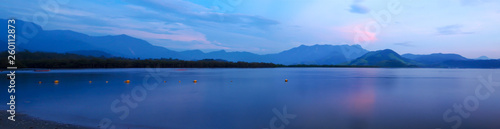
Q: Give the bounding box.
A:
[2,68,500,129]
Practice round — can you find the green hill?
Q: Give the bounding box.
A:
[344,49,416,67]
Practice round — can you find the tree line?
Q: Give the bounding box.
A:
[0,51,281,68]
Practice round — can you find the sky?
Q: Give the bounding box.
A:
[1,0,500,58]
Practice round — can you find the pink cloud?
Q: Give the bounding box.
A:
[336,20,379,44]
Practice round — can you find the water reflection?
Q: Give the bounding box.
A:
[346,83,375,129]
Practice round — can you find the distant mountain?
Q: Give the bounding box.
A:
[90,34,180,58]
[401,53,467,65]
[66,50,113,57]
[178,45,368,65]
[400,54,500,68]
[263,44,368,65]
[345,49,414,67]
[440,59,500,68]
[476,56,490,60]
[399,53,420,60]
[203,50,262,62]
[178,50,206,60]
[177,49,266,63]
[1,19,179,58]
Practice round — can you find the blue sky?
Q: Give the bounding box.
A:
[2,0,500,58]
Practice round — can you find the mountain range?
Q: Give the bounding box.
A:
[346,50,499,68]
[2,19,499,68]
[2,19,368,65]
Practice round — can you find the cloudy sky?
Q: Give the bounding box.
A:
[2,0,500,58]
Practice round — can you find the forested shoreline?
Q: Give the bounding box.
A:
[0,51,280,68]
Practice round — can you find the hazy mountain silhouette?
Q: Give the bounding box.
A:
[1,19,179,58]
[440,59,500,68]
[476,56,490,60]
[177,45,368,65]
[66,50,113,57]
[401,53,467,65]
[264,44,368,65]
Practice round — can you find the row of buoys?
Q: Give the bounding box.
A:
[44,80,127,84]
[44,80,196,84]
[42,79,289,84]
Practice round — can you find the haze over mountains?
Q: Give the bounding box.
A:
[401,53,468,66]
[3,19,499,68]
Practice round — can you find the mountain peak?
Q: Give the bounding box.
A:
[346,49,411,67]
[182,49,204,53]
[210,50,227,53]
[295,44,362,48]
[476,56,490,60]
[347,44,362,49]
[380,49,397,53]
[113,34,134,38]
[374,49,400,56]
[274,44,369,65]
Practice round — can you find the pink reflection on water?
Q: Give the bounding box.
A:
[345,82,376,129]
[347,84,375,117]
[344,69,378,129]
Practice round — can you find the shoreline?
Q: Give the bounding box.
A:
[0,112,93,129]
[2,67,499,71]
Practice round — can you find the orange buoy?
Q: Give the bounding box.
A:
[89,81,92,83]
[179,81,181,83]
[38,81,42,84]
[285,79,288,82]
[106,81,109,83]
[193,80,197,83]
[54,80,59,84]
[164,81,166,83]
[125,80,130,83]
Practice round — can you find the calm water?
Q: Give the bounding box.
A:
[2,68,500,129]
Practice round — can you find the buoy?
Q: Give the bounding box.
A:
[38,81,42,84]
[54,80,59,84]
[89,81,92,83]
[230,80,232,82]
[164,81,166,83]
[106,81,109,83]
[193,80,197,83]
[125,80,130,83]
[285,79,288,82]
[179,81,181,83]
